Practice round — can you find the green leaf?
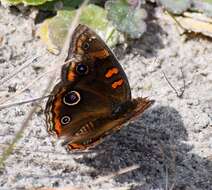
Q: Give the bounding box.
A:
[1,0,22,5]
[0,0,55,6]
[39,0,84,11]
[37,4,121,54]
[105,0,147,38]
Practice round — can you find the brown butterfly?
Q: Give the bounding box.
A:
[45,24,154,151]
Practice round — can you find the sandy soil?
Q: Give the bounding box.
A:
[0,4,211,190]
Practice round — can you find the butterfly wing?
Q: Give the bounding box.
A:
[45,24,154,151]
[61,24,131,104]
[65,24,117,62]
[45,81,113,137]
[46,82,154,151]
[66,98,154,151]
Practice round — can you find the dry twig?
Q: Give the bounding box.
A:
[0,55,41,86]
[0,95,50,110]
[163,67,185,98]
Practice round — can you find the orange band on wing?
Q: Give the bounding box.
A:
[68,143,86,150]
[105,67,119,78]
[53,91,65,136]
[54,99,62,135]
[54,119,62,136]
[89,49,109,59]
[67,71,76,81]
[112,79,124,89]
[76,34,86,54]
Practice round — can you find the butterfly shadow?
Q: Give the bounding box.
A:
[74,105,212,189]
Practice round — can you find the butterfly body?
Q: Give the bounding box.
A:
[45,24,154,151]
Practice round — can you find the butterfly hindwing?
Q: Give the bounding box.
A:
[66,98,154,151]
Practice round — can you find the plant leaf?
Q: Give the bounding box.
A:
[1,0,54,6]
[105,0,147,38]
[37,4,121,54]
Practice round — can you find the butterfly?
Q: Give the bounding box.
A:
[45,24,154,151]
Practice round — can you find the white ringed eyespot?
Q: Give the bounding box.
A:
[61,116,71,125]
[63,90,81,106]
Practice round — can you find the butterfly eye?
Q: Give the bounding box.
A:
[61,116,71,125]
[76,64,89,75]
[82,42,90,50]
[63,90,81,106]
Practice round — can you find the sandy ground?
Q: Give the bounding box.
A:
[0,4,211,190]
